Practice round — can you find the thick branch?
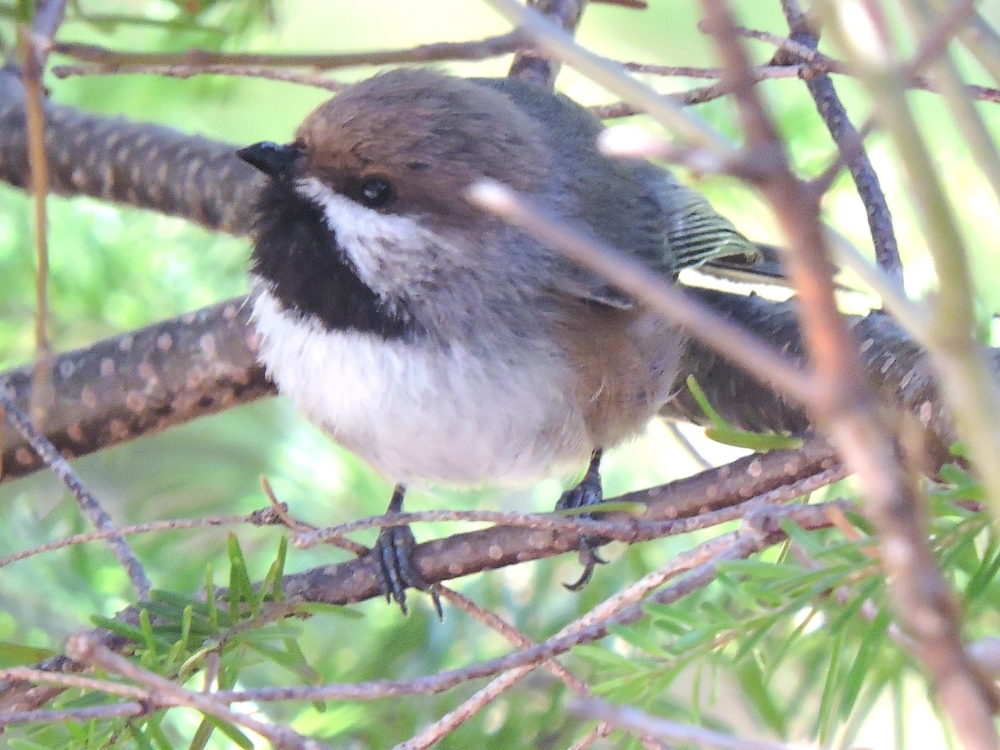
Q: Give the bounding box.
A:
[1,298,271,481]
[0,65,259,235]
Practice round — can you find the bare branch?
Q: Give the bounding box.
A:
[1,298,272,483]
[29,0,68,43]
[0,702,146,726]
[67,633,332,750]
[51,32,526,72]
[571,696,806,750]
[277,444,840,610]
[508,0,586,87]
[779,0,902,279]
[0,668,148,700]
[395,586,588,750]
[484,0,734,154]
[52,64,347,91]
[901,1,1000,228]
[16,27,54,428]
[0,513,254,569]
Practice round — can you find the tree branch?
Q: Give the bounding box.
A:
[1,298,272,482]
[778,0,902,279]
[50,32,527,73]
[0,456,844,715]
[701,2,1000,746]
[0,385,151,597]
[0,66,260,235]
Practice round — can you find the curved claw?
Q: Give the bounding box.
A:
[562,537,609,591]
[556,450,609,591]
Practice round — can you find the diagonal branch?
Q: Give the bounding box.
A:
[778,0,902,279]
[0,66,261,235]
[701,2,1000,747]
[0,384,151,597]
[1,298,272,482]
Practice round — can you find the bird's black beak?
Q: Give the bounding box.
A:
[237,141,300,180]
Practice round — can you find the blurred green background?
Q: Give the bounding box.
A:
[2,1,1000,747]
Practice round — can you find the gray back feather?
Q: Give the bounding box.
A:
[476,77,760,289]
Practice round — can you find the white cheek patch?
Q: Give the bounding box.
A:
[295,177,439,295]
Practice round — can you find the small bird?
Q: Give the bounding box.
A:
[237,68,758,613]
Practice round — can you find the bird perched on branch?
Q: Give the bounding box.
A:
[237,68,760,614]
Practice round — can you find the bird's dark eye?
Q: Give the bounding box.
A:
[357,176,395,209]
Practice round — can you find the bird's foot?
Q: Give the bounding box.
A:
[371,485,443,618]
[554,449,608,591]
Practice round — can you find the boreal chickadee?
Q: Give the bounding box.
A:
[237,68,758,613]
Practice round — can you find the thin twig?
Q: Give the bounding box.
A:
[260,475,318,534]
[0,382,151,598]
[52,51,1000,114]
[780,0,903,279]
[51,32,526,71]
[67,633,331,750]
[17,27,53,429]
[260,477,365,557]
[508,0,586,87]
[438,587,588,692]
[821,228,927,335]
[565,723,613,750]
[295,472,844,553]
[908,0,978,73]
[590,0,648,8]
[52,64,347,91]
[483,0,734,155]
[665,422,713,470]
[0,702,146,726]
[572,696,809,750]
[705,3,1000,749]
[295,508,721,548]
[397,581,660,750]
[0,513,254,568]
[902,0,1000,229]
[0,668,149,700]
[30,0,68,42]
[945,5,1000,86]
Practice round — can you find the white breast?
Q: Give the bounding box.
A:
[251,288,592,485]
